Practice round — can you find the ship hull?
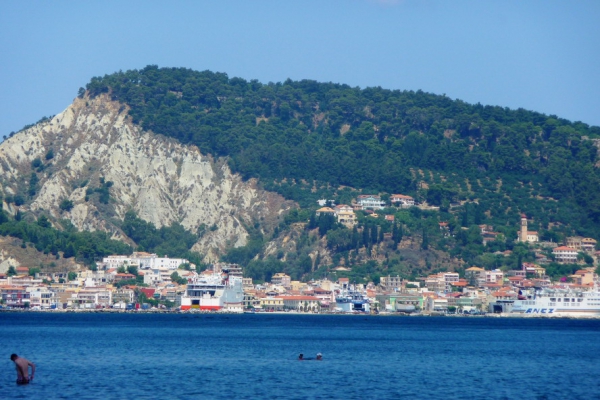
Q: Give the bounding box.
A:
[511,288,600,317]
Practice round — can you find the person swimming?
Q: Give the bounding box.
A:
[298,353,322,361]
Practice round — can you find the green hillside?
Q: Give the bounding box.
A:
[6,65,598,282]
[86,66,600,228]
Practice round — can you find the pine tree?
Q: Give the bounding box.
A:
[371,225,378,244]
[421,227,429,250]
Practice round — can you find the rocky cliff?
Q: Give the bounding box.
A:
[0,94,294,261]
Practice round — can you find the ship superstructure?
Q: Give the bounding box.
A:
[180,264,244,313]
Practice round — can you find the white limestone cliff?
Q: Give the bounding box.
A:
[0,94,293,261]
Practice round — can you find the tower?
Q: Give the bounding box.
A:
[520,213,528,242]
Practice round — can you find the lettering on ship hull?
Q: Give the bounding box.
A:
[525,308,555,314]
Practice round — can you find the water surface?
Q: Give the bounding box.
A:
[1,313,599,399]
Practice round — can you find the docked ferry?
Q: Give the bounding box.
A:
[180,267,244,313]
[335,290,370,313]
[511,286,600,317]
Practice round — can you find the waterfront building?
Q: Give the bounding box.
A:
[69,287,112,309]
[376,293,424,313]
[0,285,30,307]
[424,295,448,313]
[260,297,284,311]
[28,286,58,309]
[113,288,135,304]
[281,295,321,312]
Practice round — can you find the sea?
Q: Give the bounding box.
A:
[1,313,599,400]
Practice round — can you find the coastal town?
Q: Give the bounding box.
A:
[1,194,600,316]
[1,207,599,317]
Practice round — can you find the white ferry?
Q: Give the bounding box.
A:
[511,286,600,317]
[180,266,244,313]
[335,290,370,313]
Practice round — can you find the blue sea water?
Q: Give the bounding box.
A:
[1,313,599,399]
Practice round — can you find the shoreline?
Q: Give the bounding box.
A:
[2,308,600,320]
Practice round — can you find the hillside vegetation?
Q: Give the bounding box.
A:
[4,65,599,283]
[86,66,600,228]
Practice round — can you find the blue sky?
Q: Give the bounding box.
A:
[1,0,599,137]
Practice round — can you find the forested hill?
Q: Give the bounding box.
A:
[86,65,600,238]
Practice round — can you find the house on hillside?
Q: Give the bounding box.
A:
[390,194,415,207]
[566,236,597,253]
[334,204,356,227]
[315,207,336,217]
[355,195,385,210]
[552,246,578,263]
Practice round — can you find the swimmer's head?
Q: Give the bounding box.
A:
[10,354,18,361]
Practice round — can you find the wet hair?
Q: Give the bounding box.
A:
[10,354,18,361]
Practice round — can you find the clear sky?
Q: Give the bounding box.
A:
[1,0,599,137]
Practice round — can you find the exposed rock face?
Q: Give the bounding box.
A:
[0,94,294,261]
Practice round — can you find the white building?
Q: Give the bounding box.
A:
[552,246,578,263]
[481,269,504,286]
[519,214,539,243]
[356,195,385,210]
[390,194,415,207]
[103,252,190,271]
[113,288,135,304]
[143,268,174,286]
[70,288,112,308]
[425,295,448,312]
[271,273,291,288]
[425,272,459,293]
[334,204,357,227]
[28,287,58,309]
